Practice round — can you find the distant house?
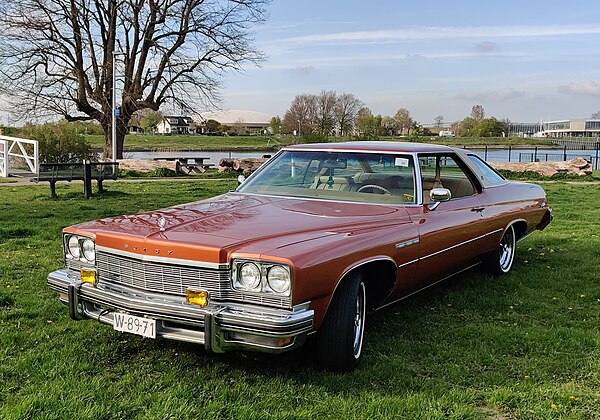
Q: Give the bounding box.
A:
[198,110,272,134]
[128,125,144,134]
[156,116,194,135]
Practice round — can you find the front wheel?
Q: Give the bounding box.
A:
[317,272,366,372]
[485,224,516,276]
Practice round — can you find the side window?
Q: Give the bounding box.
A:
[468,155,506,185]
[419,154,477,202]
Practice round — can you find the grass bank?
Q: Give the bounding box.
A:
[85,134,283,151]
[0,180,598,419]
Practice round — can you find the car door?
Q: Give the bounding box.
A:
[404,153,492,290]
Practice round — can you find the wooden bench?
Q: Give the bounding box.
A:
[31,161,119,198]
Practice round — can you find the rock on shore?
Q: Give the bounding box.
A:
[489,157,592,177]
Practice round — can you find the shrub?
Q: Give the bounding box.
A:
[21,122,97,163]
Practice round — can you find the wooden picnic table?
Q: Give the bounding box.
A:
[153,156,214,173]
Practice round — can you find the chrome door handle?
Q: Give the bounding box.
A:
[471,207,485,212]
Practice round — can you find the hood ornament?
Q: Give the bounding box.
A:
[157,216,167,231]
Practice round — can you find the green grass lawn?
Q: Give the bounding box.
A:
[0,180,598,419]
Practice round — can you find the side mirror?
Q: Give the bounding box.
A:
[430,188,451,202]
[237,174,246,185]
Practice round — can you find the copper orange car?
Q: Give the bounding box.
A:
[48,142,552,371]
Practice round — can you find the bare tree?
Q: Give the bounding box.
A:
[434,115,444,128]
[499,118,511,137]
[381,116,399,136]
[591,111,600,119]
[314,90,337,135]
[471,104,485,122]
[334,93,363,137]
[282,94,317,135]
[0,0,267,159]
[393,108,412,135]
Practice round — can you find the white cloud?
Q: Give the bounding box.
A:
[559,81,600,96]
[279,24,600,45]
[260,51,517,71]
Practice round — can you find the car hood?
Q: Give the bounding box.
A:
[68,193,402,263]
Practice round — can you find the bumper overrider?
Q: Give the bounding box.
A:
[48,269,314,353]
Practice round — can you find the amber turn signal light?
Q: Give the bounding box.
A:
[80,269,97,285]
[186,289,209,307]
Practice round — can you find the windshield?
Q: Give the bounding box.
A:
[237,150,416,204]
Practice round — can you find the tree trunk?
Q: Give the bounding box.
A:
[102,117,127,160]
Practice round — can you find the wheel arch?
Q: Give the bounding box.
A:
[321,257,397,324]
[507,219,528,241]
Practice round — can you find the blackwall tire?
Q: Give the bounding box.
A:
[317,272,366,372]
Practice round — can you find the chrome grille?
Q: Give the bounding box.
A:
[66,258,92,272]
[95,251,291,308]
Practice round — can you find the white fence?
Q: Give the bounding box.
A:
[0,135,39,177]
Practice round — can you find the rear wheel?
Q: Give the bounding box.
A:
[317,272,366,372]
[485,225,516,276]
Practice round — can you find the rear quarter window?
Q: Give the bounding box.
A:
[468,155,506,185]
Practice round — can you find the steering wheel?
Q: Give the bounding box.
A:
[357,184,391,195]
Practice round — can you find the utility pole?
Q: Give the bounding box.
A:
[112,51,124,162]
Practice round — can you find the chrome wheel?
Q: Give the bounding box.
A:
[499,225,516,273]
[353,282,366,359]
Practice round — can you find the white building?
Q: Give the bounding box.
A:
[198,109,271,134]
[156,116,195,135]
[510,119,600,138]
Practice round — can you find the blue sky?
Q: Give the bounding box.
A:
[221,0,600,125]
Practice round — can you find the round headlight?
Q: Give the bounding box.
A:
[82,238,96,262]
[267,266,290,294]
[67,235,80,258]
[238,262,261,290]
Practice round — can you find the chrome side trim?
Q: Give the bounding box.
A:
[395,238,420,249]
[95,245,229,270]
[420,229,503,260]
[398,258,419,269]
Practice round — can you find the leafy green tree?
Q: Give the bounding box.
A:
[204,119,221,133]
[270,116,282,134]
[458,117,478,137]
[477,117,503,137]
[139,110,163,134]
[355,108,384,139]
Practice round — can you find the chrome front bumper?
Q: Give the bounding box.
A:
[48,269,314,353]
